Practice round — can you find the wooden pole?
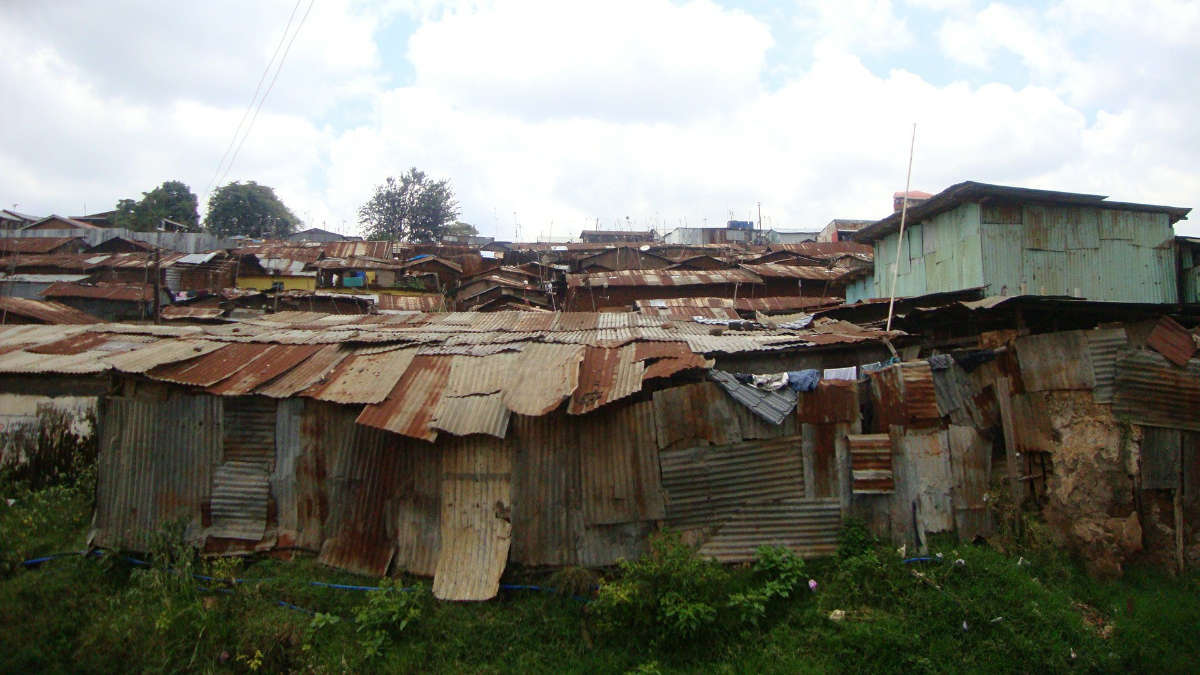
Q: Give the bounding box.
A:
[886,123,917,333]
[995,376,1023,534]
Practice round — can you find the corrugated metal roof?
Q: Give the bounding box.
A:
[709,369,799,425]
[161,306,226,321]
[1113,350,1200,431]
[106,338,227,373]
[1145,316,1197,367]
[306,347,417,404]
[0,297,102,324]
[502,343,585,415]
[0,236,82,253]
[567,268,763,288]
[356,355,451,441]
[148,342,274,387]
[42,281,154,302]
[567,344,644,414]
[430,391,510,438]
[697,499,841,561]
[376,294,446,312]
[738,263,849,281]
[254,344,349,398]
[207,344,325,396]
[433,437,513,601]
[25,332,111,355]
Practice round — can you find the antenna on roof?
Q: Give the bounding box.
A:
[886,123,918,333]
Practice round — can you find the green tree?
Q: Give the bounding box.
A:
[358,168,460,242]
[205,181,299,238]
[112,180,200,231]
[445,221,478,237]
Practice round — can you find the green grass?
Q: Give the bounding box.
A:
[2,479,1199,674]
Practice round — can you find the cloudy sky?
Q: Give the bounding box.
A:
[2,0,1197,238]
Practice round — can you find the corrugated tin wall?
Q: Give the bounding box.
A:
[210,396,277,542]
[92,393,222,550]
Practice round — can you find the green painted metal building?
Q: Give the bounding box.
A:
[848,182,1191,304]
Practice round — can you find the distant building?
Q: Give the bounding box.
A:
[0,209,40,231]
[72,210,117,228]
[22,215,104,231]
[849,181,1191,304]
[663,227,752,245]
[892,190,932,213]
[816,219,873,243]
[579,229,657,244]
[766,230,820,244]
[288,227,360,243]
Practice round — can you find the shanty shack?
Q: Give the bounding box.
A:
[849,181,1191,303]
[0,312,896,600]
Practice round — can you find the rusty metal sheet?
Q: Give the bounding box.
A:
[206,344,325,396]
[868,366,904,430]
[161,306,226,321]
[0,348,112,374]
[1014,331,1096,391]
[796,380,858,424]
[568,344,644,415]
[105,338,226,373]
[509,413,582,566]
[502,343,584,416]
[1146,316,1197,367]
[567,268,762,288]
[660,435,805,529]
[25,332,111,355]
[901,362,940,426]
[356,355,451,442]
[255,344,349,398]
[576,400,665,525]
[1011,392,1056,452]
[633,340,692,362]
[1141,426,1181,490]
[738,263,848,281]
[391,439,443,577]
[653,381,742,449]
[148,342,274,387]
[947,425,991,540]
[91,393,222,551]
[292,401,358,551]
[1086,326,1129,404]
[697,499,841,562]
[905,430,954,535]
[208,461,270,541]
[42,281,154,302]
[1113,350,1200,431]
[272,398,303,548]
[306,347,417,404]
[318,422,402,577]
[222,396,277,464]
[642,353,712,380]
[431,392,510,438]
[803,423,839,499]
[433,436,513,601]
[849,433,893,493]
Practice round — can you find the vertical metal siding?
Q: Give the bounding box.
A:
[947,425,991,540]
[273,398,303,547]
[652,381,742,449]
[433,435,514,601]
[1014,331,1096,391]
[318,422,403,577]
[577,400,665,525]
[92,392,221,551]
[509,413,582,566]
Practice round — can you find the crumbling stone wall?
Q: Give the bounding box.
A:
[1039,391,1143,577]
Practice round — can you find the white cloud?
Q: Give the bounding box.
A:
[0,0,1197,239]
[407,0,771,122]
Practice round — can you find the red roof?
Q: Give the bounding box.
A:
[42,282,155,302]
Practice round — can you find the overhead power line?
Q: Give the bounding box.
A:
[208,0,316,195]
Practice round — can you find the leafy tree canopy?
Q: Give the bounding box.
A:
[112,180,199,232]
[358,168,460,242]
[445,221,478,237]
[205,181,300,239]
